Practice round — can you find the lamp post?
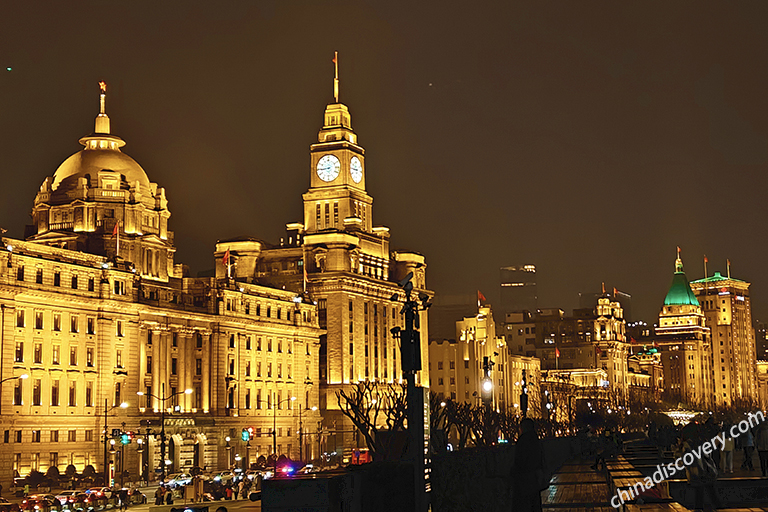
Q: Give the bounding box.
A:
[102,400,128,486]
[270,396,296,460]
[298,405,318,462]
[137,385,192,482]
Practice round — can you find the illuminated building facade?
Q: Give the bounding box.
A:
[429,305,541,418]
[211,85,432,455]
[0,86,323,487]
[757,361,768,411]
[504,295,631,404]
[689,272,758,407]
[654,254,713,408]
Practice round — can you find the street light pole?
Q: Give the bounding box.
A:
[102,400,128,486]
[271,396,296,461]
[137,386,192,483]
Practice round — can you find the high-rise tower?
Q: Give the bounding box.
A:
[654,250,713,407]
[690,269,758,407]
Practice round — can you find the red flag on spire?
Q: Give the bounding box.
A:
[111,220,119,237]
[222,248,230,266]
[477,290,487,303]
[555,347,560,358]
[704,255,708,263]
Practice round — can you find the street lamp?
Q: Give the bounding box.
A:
[137,386,192,482]
[272,396,296,461]
[298,404,318,462]
[102,400,128,486]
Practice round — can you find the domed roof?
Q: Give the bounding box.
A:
[51,148,151,192]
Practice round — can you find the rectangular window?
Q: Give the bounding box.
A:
[116,350,122,368]
[257,390,262,409]
[245,361,251,377]
[116,321,123,337]
[68,430,76,442]
[267,362,272,378]
[35,311,43,330]
[172,332,178,347]
[257,362,262,378]
[229,334,235,348]
[4,431,9,444]
[50,430,59,442]
[70,315,78,333]
[36,268,43,284]
[114,280,125,295]
[196,359,202,376]
[86,347,94,367]
[54,271,61,287]
[71,275,78,289]
[171,358,178,375]
[50,452,59,469]
[15,431,22,443]
[14,342,23,363]
[17,266,24,281]
[16,310,24,328]
[13,379,22,405]
[146,356,152,374]
[257,337,262,351]
[88,277,94,292]
[246,337,252,350]
[68,382,76,406]
[277,363,282,379]
[52,345,60,365]
[32,379,41,406]
[51,381,59,406]
[245,389,251,409]
[70,346,77,366]
[196,332,203,348]
[85,430,92,441]
[114,383,121,405]
[53,313,61,332]
[32,430,41,442]
[85,382,93,407]
[33,343,42,364]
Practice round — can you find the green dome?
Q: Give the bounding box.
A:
[663,257,699,306]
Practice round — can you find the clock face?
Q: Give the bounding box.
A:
[316,154,341,182]
[350,157,363,183]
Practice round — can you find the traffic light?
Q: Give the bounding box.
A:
[120,433,131,445]
[241,428,250,442]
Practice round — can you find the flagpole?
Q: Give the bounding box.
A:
[704,255,708,280]
[116,220,120,258]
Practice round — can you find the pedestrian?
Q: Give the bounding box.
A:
[755,421,768,477]
[119,488,129,511]
[742,427,755,471]
[165,489,174,506]
[676,423,721,510]
[238,480,245,500]
[721,426,735,474]
[154,487,163,506]
[511,417,545,512]
[225,485,233,501]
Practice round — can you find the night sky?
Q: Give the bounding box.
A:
[1,1,767,324]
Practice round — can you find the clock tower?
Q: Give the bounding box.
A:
[303,79,372,234]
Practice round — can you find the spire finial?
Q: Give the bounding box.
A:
[675,246,684,273]
[99,81,107,114]
[333,51,339,103]
[95,81,110,134]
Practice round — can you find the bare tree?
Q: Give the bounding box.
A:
[336,381,408,461]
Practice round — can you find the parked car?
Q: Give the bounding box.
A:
[122,489,146,505]
[165,473,192,488]
[83,489,109,508]
[21,495,57,512]
[0,497,21,512]
[212,472,233,483]
[61,494,93,511]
